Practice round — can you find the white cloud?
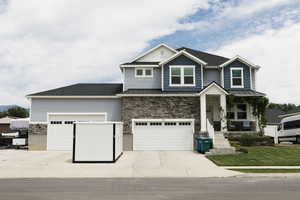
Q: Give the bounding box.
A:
[0,0,211,106]
[187,0,296,34]
[217,0,293,19]
[215,22,300,104]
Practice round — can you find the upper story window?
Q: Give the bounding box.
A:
[230,68,244,88]
[170,65,195,87]
[135,68,153,78]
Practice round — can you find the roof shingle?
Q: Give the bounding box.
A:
[28,83,123,96]
[177,47,230,66]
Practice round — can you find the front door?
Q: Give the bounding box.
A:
[206,105,214,124]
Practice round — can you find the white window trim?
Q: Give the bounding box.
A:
[169,65,196,87]
[230,68,244,88]
[227,103,248,121]
[135,68,153,78]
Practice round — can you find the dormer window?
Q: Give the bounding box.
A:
[170,65,195,87]
[135,68,153,78]
[231,68,244,88]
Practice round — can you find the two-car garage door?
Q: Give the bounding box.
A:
[47,113,106,150]
[133,119,194,151]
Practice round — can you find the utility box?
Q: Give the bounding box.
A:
[72,122,123,163]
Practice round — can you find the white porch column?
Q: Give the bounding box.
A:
[220,94,227,132]
[200,94,206,132]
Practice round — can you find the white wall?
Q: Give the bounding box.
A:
[31,98,121,122]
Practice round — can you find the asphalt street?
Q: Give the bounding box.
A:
[0,177,300,200]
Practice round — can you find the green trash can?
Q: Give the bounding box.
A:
[195,137,213,153]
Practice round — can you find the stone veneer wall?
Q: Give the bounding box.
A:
[28,123,47,150]
[121,96,201,150]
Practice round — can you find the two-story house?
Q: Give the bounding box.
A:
[27,43,265,152]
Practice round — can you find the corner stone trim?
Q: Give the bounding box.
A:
[29,123,47,135]
[121,96,201,135]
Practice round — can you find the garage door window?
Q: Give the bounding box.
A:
[64,121,74,124]
[150,122,162,126]
[179,122,191,126]
[135,122,148,126]
[165,122,177,126]
[50,121,62,124]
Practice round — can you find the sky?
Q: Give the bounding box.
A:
[0,0,300,107]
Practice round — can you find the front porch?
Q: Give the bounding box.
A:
[198,83,263,154]
[200,84,260,135]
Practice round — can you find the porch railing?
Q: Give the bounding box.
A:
[207,118,215,144]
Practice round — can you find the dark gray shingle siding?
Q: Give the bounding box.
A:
[223,60,251,90]
[163,55,202,92]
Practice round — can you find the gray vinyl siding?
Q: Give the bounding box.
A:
[30,98,121,122]
[223,60,251,90]
[124,68,161,91]
[203,69,221,86]
[163,55,202,91]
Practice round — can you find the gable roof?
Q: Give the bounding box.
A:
[27,83,123,97]
[219,55,260,69]
[177,47,230,66]
[199,82,229,95]
[265,108,285,125]
[159,50,207,66]
[130,43,177,63]
[278,106,300,118]
[121,61,159,66]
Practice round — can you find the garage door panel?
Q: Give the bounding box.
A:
[48,114,106,122]
[133,120,194,151]
[47,124,73,150]
[47,113,106,151]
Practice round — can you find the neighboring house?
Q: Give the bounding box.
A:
[264,106,300,137]
[27,43,265,151]
[0,116,19,133]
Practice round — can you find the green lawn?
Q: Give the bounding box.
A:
[207,146,300,166]
[229,168,300,173]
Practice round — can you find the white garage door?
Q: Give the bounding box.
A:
[133,119,194,151]
[47,113,106,150]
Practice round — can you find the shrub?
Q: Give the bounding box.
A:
[240,134,256,146]
[228,134,274,146]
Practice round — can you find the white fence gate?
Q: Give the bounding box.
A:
[264,125,278,144]
[73,122,123,163]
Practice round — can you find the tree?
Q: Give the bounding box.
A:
[268,103,297,112]
[6,106,29,118]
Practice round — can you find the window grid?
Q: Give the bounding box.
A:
[230,68,244,88]
[227,103,247,120]
[170,66,195,86]
[135,68,153,78]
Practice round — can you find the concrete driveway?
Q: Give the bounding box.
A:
[0,150,240,178]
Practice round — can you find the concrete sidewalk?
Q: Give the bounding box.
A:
[0,150,241,178]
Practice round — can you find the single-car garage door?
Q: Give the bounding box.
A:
[47,113,106,150]
[133,119,194,151]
